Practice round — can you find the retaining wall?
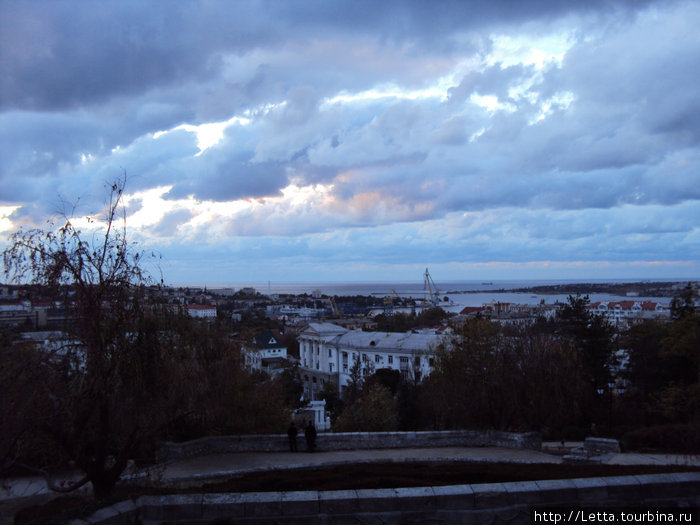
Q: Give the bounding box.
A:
[72,472,700,524]
[157,430,542,462]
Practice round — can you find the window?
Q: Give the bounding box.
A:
[362,353,368,362]
[374,354,381,363]
[312,376,317,383]
[329,363,334,373]
[388,355,393,364]
[429,358,434,367]
[328,349,333,357]
[414,356,421,366]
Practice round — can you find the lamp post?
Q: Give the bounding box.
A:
[607,381,615,433]
[595,386,605,436]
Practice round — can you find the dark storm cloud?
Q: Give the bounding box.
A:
[0,1,268,110]
[1,0,657,111]
[165,151,289,202]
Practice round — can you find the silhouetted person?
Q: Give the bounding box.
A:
[305,420,317,452]
[287,421,298,452]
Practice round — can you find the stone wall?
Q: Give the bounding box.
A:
[157,430,542,462]
[75,472,700,524]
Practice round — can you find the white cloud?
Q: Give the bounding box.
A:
[0,206,20,233]
[486,32,574,70]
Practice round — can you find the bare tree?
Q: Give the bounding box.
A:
[1,178,186,498]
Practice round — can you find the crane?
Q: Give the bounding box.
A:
[383,289,401,315]
[422,268,440,310]
[329,296,342,318]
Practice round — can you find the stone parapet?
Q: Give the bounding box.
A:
[584,437,621,454]
[157,430,542,462]
[72,472,700,524]
[564,437,622,464]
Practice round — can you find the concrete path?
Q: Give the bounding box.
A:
[159,446,562,485]
[607,452,700,466]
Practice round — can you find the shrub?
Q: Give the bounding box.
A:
[621,424,700,453]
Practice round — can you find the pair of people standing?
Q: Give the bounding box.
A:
[287,420,316,452]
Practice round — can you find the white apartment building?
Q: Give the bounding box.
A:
[588,300,668,327]
[298,322,446,401]
[186,305,218,319]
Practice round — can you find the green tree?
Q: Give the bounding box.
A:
[366,367,402,395]
[427,319,589,433]
[333,384,399,432]
[427,318,503,429]
[415,306,449,328]
[663,284,699,384]
[556,294,616,391]
[0,330,57,473]
[624,320,671,397]
[670,283,698,321]
[275,362,304,409]
[343,354,366,405]
[655,284,700,423]
[373,307,450,333]
[317,380,344,425]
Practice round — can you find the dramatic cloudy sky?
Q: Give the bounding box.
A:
[1,0,699,285]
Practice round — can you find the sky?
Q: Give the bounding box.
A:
[1,0,699,286]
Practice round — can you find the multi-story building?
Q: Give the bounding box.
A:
[186,304,217,319]
[588,301,668,326]
[242,330,289,374]
[298,322,446,401]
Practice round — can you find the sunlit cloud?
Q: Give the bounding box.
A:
[0,206,20,233]
[470,93,517,113]
[152,102,287,154]
[530,91,575,124]
[486,32,574,70]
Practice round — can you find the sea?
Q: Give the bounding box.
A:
[212,279,686,311]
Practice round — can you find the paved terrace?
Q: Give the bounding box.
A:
[2,443,699,523]
[156,443,700,486]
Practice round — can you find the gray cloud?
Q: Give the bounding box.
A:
[149,208,194,237]
[1,0,697,282]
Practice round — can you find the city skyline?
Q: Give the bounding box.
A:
[1,1,699,284]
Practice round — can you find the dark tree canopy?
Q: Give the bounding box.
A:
[1,180,291,498]
[556,294,616,390]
